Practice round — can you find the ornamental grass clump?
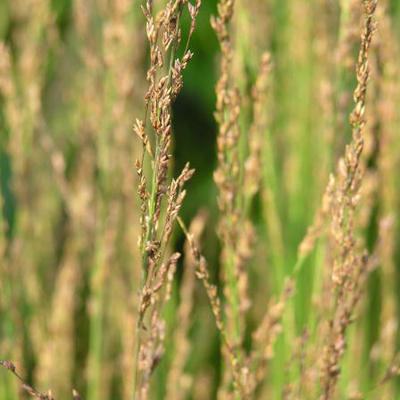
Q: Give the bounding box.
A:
[2,0,400,399]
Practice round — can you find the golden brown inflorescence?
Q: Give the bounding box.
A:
[320,1,378,399]
[210,0,295,398]
[133,1,201,399]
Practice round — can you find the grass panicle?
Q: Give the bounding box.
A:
[133,1,201,398]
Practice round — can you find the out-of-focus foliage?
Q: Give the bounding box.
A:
[0,0,399,399]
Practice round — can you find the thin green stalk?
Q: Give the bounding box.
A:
[0,195,17,400]
[87,69,115,400]
[87,233,106,400]
[87,120,111,400]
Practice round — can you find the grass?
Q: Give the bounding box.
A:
[1,0,400,399]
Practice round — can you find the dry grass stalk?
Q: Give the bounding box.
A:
[282,329,311,400]
[35,238,82,397]
[1,360,52,400]
[298,175,335,259]
[1,360,84,400]
[211,0,246,352]
[211,2,282,396]
[36,91,95,396]
[211,9,266,398]
[133,1,201,398]
[314,0,338,156]
[297,0,360,262]
[165,210,208,400]
[211,6,298,392]
[244,52,272,203]
[335,0,363,153]
[250,279,295,394]
[177,217,246,397]
[320,2,378,399]
[178,210,294,399]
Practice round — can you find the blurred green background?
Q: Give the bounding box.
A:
[1,0,400,399]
